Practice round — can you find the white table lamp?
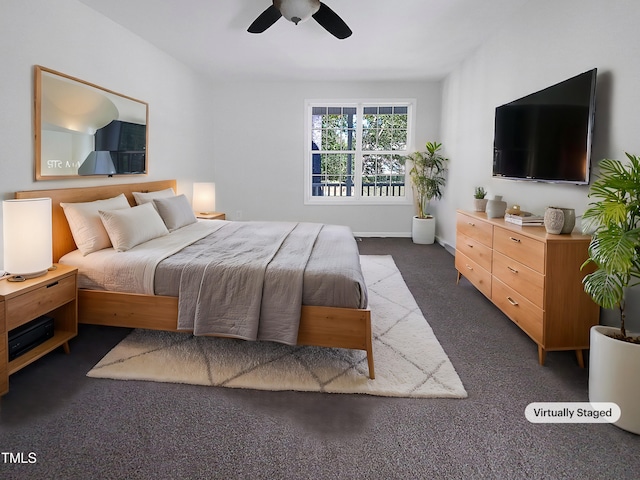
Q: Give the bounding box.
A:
[193,182,216,214]
[3,198,53,281]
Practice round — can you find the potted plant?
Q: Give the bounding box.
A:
[581,153,640,435]
[405,142,448,244]
[474,187,488,212]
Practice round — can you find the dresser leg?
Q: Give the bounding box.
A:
[62,341,70,355]
[575,349,585,368]
[456,270,461,284]
[538,345,546,366]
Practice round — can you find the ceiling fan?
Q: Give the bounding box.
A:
[248,0,352,39]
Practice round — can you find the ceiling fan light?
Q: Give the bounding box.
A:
[278,0,320,25]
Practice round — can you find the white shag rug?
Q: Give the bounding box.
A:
[87,255,467,398]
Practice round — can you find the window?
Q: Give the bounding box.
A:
[304,100,415,204]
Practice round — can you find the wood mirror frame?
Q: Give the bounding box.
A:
[34,65,149,180]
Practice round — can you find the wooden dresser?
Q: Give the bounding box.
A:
[455,210,600,367]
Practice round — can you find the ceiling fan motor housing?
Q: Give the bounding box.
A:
[276,0,321,25]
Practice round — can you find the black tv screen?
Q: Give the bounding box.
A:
[492,68,597,184]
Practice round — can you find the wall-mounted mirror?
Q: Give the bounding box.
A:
[35,65,148,180]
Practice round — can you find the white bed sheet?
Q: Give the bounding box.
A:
[60,220,223,294]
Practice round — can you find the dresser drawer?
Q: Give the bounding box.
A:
[492,251,544,308]
[6,275,76,331]
[457,231,493,272]
[456,212,493,247]
[492,278,543,343]
[456,250,492,298]
[493,227,545,274]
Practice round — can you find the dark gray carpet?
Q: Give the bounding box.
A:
[0,238,638,479]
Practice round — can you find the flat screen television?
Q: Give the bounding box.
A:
[492,68,597,185]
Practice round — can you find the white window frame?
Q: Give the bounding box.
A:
[304,99,416,205]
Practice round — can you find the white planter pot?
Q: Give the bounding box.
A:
[589,325,640,435]
[412,216,435,244]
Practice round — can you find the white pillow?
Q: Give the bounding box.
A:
[99,202,169,252]
[61,193,131,256]
[132,188,176,206]
[153,194,197,231]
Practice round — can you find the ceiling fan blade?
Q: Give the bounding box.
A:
[248,5,282,33]
[312,2,352,39]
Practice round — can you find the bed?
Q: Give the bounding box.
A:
[16,180,375,378]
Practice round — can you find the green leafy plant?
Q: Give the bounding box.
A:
[474,187,487,199]
[404,142,448,219]
[582,153,640,342]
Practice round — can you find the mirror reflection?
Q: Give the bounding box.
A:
[35,66,148,179]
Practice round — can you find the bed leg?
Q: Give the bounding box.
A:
[365,315,375,379]
[367,349,375,379]
[364,311,376,380]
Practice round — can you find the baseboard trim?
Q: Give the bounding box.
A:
[353,233,455,256]
[353,232,411,238]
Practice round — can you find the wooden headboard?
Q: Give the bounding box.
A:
[15,180,177,262]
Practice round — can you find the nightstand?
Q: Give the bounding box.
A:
[0,264,78,396]
[196,212,226,220]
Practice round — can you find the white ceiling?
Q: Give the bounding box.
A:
[78,0,530,82]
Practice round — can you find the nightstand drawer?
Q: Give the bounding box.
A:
[6,275,76,331]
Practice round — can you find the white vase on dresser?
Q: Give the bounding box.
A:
[486,196,507,218]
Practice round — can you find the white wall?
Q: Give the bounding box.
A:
[440,0,640,329]
[0,0,444,259]
[0,0,215,270]
[210,81,442,235]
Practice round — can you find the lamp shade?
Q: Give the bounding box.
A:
[3,198,52,278]
[78,151,116,175]
[193,182,216,214]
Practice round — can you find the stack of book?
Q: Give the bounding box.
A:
[504,213,545,226]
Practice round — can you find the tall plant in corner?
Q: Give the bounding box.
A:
[582,153,640,343]
[406,142,448,218]
[582,153,640,436]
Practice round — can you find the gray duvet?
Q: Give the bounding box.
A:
[154,221,367,345]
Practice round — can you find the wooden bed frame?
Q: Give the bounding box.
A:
[16,180,375,378]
